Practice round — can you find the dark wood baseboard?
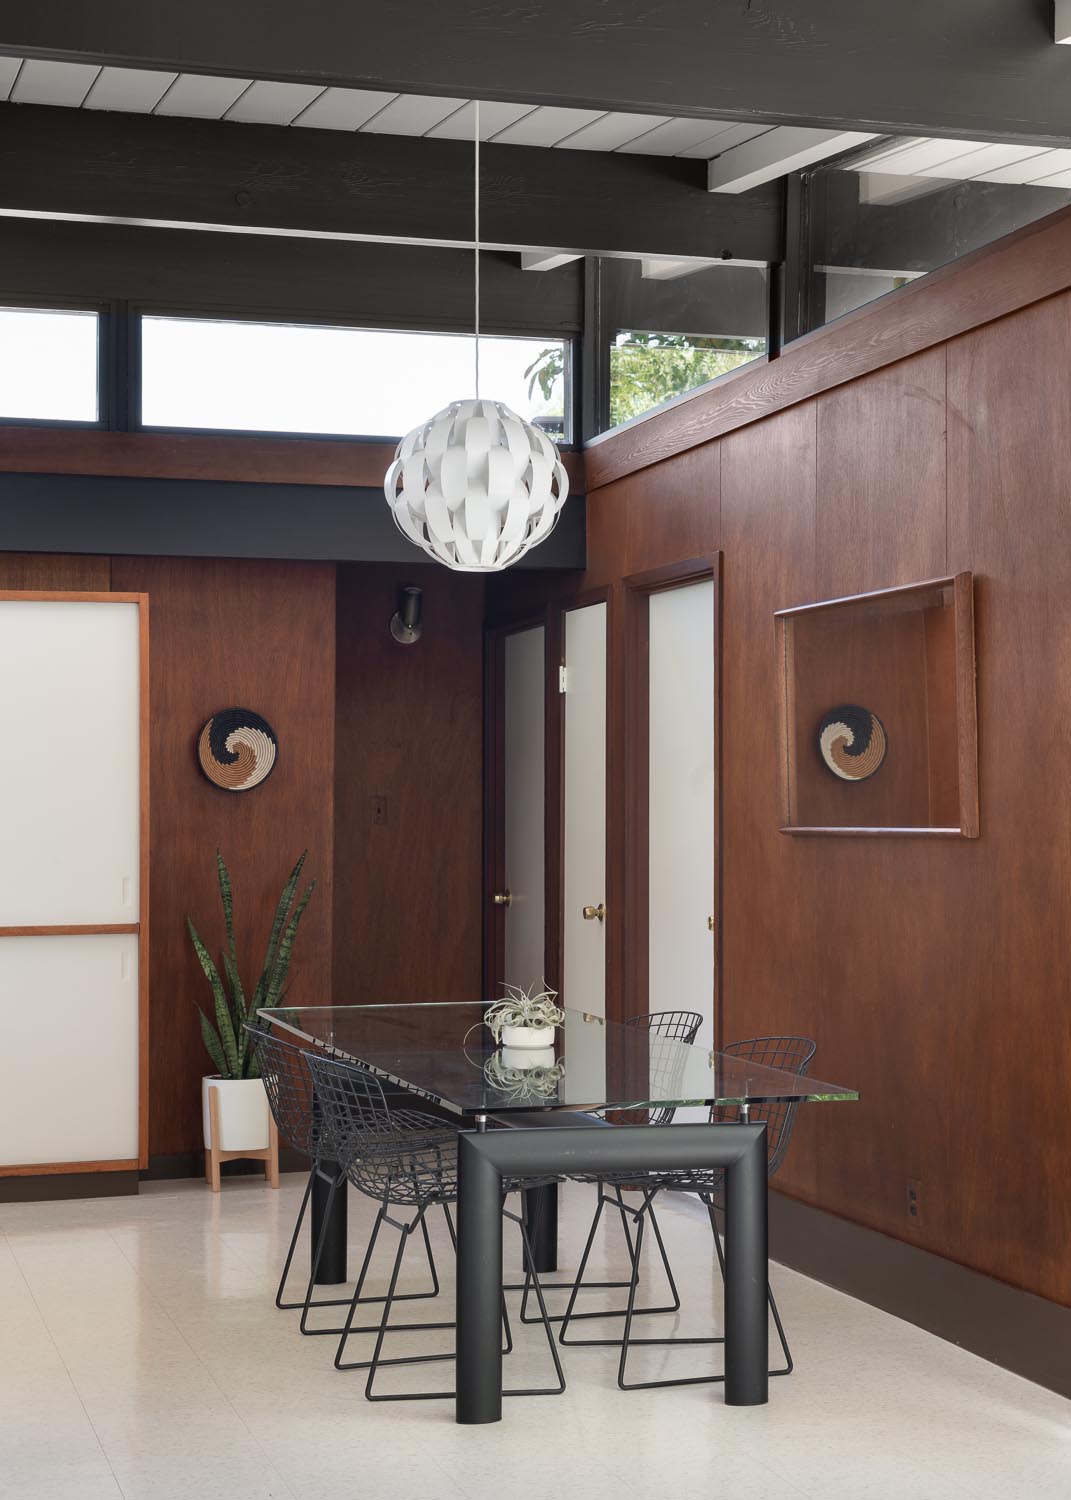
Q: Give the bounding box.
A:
[0,1170,139,1203]
[766,1192,1071,1401]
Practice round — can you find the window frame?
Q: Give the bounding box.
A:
[0,296,114,430]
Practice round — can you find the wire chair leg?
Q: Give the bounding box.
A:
[298,1169,344,1333]
[706,1193,793,1377]
[558,1187,683,1345]
[514,1182,639,1325]
[557,1189,607,1343]
[507,1207,566,1396]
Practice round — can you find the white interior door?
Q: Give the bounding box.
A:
[0,597,143,1170]
[648,581,715,1120]
[502,625,545,993]
[563,602,607,1020]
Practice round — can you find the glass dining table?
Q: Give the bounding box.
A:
[258,1001,857,1424]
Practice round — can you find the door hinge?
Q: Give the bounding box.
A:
[559,664,568,693]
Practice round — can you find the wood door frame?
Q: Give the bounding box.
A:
[620,555,723,1044]
[0,589,151,1174]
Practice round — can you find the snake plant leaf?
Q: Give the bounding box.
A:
[263,879,315,1009]
[252,851,307,1010]
[198,1008,229,1078]
[187,917,239,1078]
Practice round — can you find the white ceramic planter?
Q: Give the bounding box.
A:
[500,1023,556,1050]
[202,1076,271,1153]
[500,1044,557,1070]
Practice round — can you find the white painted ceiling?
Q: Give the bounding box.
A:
[0,56,774,160]
[850,134,1071,190]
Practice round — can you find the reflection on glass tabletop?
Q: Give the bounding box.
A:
[257,1002,858,1118]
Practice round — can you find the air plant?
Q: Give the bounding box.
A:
[483,1052,566,1102]
[187,850,315,1080]
[483,980,564,1044]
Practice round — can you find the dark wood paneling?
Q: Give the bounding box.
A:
[815,349,947,597]
[586,444,720,588]
[10,0,1071,146]
[0,550,109,589]
[946,294,1071,1306]
[109,556,336,1157]
[0,427,585,495]
[333,563,485,1005]
[583,205,1071,492]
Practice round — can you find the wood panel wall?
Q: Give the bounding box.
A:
[0,549,485,1165]
[333,563,485,1005]
[489,233,1071,1307]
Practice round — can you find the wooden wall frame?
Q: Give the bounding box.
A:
[0,590,150,1175]
[775,573,978,838]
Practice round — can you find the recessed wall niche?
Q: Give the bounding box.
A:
[776,574,978,837]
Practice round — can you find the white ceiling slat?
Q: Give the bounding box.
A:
[292,87,398,131]
[521,251,584,271]
[977,147,1071,184]
[554,111,670,152]
[677,122,773,159]
[11,58,100,108]
[1024,166,1071,188]
[490,105,604,147]
[224,80,326,126]
[909,142,1051,180]
[864,137,988,176]
[83,66,177,114]
[154,73,252,119]
[0,57,22,101]
[619,116,738,157]
[708,127,876,193]
[426,99,534,140]
[359,94,467,136]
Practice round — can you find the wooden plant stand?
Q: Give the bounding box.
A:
[205,1088,280,1192]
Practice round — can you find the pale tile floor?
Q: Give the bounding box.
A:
[0,1177,1067,1500]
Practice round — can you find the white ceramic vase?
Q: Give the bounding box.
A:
[202,1076,271,1152]
[500,1044,557,1070]
[500,1023,556,1050]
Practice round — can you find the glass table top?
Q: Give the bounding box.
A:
[257,1002,858,1118]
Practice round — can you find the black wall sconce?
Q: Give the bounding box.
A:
[390,585,423,645]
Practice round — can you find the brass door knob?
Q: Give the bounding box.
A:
[493,890,512,908]
[582,903,607,922]
[707,916,715,931]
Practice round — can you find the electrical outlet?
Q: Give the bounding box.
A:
[907,1177,923,1224]
[371,795,388,826]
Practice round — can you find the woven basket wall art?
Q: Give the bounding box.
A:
[198,708,277,792]
[817,704,887,781]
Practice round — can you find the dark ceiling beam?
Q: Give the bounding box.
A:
[2,2,1071,146]
[0,103,781,264]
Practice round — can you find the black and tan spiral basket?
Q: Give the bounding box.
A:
[817,704,887,782]
[198,708,278,792]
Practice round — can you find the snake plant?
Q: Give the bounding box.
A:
[187,850,315,1080]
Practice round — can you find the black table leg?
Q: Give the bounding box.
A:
[311,1159,347,1286]
[457,1136,504,1425]
[724,1129,769,1406]
[522,1182,558,1273]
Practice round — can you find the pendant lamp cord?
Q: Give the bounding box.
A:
[474,100,480,400]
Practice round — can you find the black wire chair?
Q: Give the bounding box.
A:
[305,1049,566,1402]
[245,1025,443,1334]
[559,1034,817,1391]
[532,1010,704,1335]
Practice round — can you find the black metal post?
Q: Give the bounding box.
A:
[311,1161,348,1286]
[724,1129,769,1406]
[522,1183,559,1273]
[456,1134,505,1425]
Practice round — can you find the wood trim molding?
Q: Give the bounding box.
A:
[583,202,1071,492]
[0,427,586,495]
[0,924,139,936]
[0,1158,139,1177]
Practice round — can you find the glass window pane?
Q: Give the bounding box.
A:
[597,258,767,434]
[798,159,1071,340]
[0,307,99,422]
[610,331,765,427]
[140,317,569,440]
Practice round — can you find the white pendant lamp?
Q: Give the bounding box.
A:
[384,104,570,571]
